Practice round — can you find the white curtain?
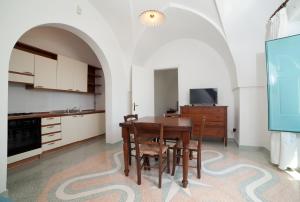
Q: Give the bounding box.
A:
[266,8,300,170]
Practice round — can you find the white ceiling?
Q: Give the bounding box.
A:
[88,0,224,63]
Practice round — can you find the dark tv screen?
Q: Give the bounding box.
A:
[190,88,218,105]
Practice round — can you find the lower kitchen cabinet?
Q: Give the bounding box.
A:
[61,113,105,146]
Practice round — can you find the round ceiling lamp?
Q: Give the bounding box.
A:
[139,10,165,27]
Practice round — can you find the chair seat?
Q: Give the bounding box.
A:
[177,140,199,150]
[140,144,168,156]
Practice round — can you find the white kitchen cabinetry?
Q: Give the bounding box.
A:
[9,48,34,74]
[34,55,57,89]
[41,117,62,152]
[57,55,88,92]
[8,73,34,84]
[74,61,88,92]
[61,113,105,146]
[9,48,35,84]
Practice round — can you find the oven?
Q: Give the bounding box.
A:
[8,117,41,157]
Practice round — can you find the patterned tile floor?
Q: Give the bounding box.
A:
[6,136,300,202]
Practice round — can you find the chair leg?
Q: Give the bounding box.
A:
[128,142,132,166]
[158,155,162,188]
[197,151,201,179]
[167,149,170,174]
[189,150,193,160]
[176,149,181,164]
[172,148,177,176]
[136,155,142,185]
[144,156,150,170]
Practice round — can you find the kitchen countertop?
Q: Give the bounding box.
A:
[8,109,105,120]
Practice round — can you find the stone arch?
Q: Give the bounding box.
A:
[0,0,128,192]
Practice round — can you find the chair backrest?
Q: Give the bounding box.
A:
[124,114,138,122]
[192,116,206,140]
[199,117,206,148]
[164,113,180,118]
[133,122,164,155]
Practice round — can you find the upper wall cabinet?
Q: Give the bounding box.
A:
[57,55,88,92]
[9,48,35,84]
[9,49,34,74]
[34,55,57,89]
[74,61,88,92]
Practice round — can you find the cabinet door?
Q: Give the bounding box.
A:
[83,113,105,139]
[9,49,34,74]
[74,61,88,92]
[34,55,57,89]
[57,55,75,91]
[61,115,80,146]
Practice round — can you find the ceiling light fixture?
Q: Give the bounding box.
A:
[139,10,165,27]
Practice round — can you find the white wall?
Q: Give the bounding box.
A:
[214,0,283,148]
[146,39,235,138]
[19,26,101,67]
[0,0,129,193]
[8,84,94,113]
[154,69,178,116]
[7,26,105,113]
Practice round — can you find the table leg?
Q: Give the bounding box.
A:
[182,131,190,188]
[122,127,130,176]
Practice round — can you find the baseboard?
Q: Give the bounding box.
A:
[0,190,8,197]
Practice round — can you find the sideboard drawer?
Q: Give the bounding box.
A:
[42,132,61,143]
[42,140,62,152]
[42,117,61,125]
[42,124,61,134]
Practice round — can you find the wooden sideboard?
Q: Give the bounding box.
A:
[180,106,228,146]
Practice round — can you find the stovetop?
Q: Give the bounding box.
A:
[8,113,34,116]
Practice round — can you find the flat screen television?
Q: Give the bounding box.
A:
[190,88,218,105]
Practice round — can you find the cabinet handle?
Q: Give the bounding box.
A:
[48,134,55,137]
[47,126,54,128]
[23,72,33,74]
[48,142,55,145]
[47,117,54,120]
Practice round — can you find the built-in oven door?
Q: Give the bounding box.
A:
[8,118,41,157]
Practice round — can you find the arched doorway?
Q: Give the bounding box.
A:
[0,1,128,193]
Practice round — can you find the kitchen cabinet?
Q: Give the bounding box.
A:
[8,73,34,84]
[41,117,62,152]
[9,48,34,74]
[57,55,88,92]
[61,113,105,146]
[74,61,88,92]
[9,48,35,84]
[34,55,57,89]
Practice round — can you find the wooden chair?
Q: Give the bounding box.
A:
[133,122,170,188]
[171,117,206,179]
[163,113,180,147]
[124,114,138,165]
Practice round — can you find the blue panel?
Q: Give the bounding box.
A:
[266,34,300,132]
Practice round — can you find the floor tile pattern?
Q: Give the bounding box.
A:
[6,136,300,202]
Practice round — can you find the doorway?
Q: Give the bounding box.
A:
[154,68,179,116]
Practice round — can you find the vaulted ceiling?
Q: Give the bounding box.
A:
[88,0,225,63]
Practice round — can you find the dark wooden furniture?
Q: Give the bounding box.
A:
[123,114,138,165]
[133,122,170,188]
[172,117,206,179]
[120,116,192,188]
[87,65,102,95]
[180,106,228,146]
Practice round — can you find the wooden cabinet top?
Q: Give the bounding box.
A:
[181,105,227,108]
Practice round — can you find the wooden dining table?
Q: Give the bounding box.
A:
[119,116,193,188]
